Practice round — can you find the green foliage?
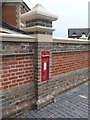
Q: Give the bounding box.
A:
[88,34,90,40]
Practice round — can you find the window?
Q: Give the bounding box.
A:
[72,32,76,36]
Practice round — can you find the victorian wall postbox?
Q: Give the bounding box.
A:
[41,51,50,82]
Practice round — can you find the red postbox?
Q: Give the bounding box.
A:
[41,51,50,82]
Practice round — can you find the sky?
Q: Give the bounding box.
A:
[24,0,89,38]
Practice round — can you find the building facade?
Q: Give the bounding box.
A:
[1,0,30,28]
[68,28,90,39]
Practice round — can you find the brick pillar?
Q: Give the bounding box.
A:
[34,42,54,109]
[20,3,58,109]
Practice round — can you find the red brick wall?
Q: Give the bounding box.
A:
[1,41,89,117]
[1,56,34,90]
[52,52,88,76]
[2,5,17,26]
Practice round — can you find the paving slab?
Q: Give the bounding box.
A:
[17,82,89,118]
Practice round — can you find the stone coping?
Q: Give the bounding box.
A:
[53,37,90,44]
[0,33,36,42]
[0,33,90,44]
[21,4,58,22]
[0,33,35,39]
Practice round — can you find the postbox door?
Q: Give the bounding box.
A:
[42,56,49,82]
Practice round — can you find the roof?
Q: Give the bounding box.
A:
[21,3,58,21]
[68,28,90,37]
[22,1,31,11]
[68,28,90,30]
[1,0,31,11]
[1,21,26,34]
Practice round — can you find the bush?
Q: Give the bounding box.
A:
[88,34,90,40]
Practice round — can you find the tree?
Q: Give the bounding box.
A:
[88,34,90,40]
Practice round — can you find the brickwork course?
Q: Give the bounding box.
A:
[0,1,90,119]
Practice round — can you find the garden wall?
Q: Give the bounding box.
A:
[0,36,90,118]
